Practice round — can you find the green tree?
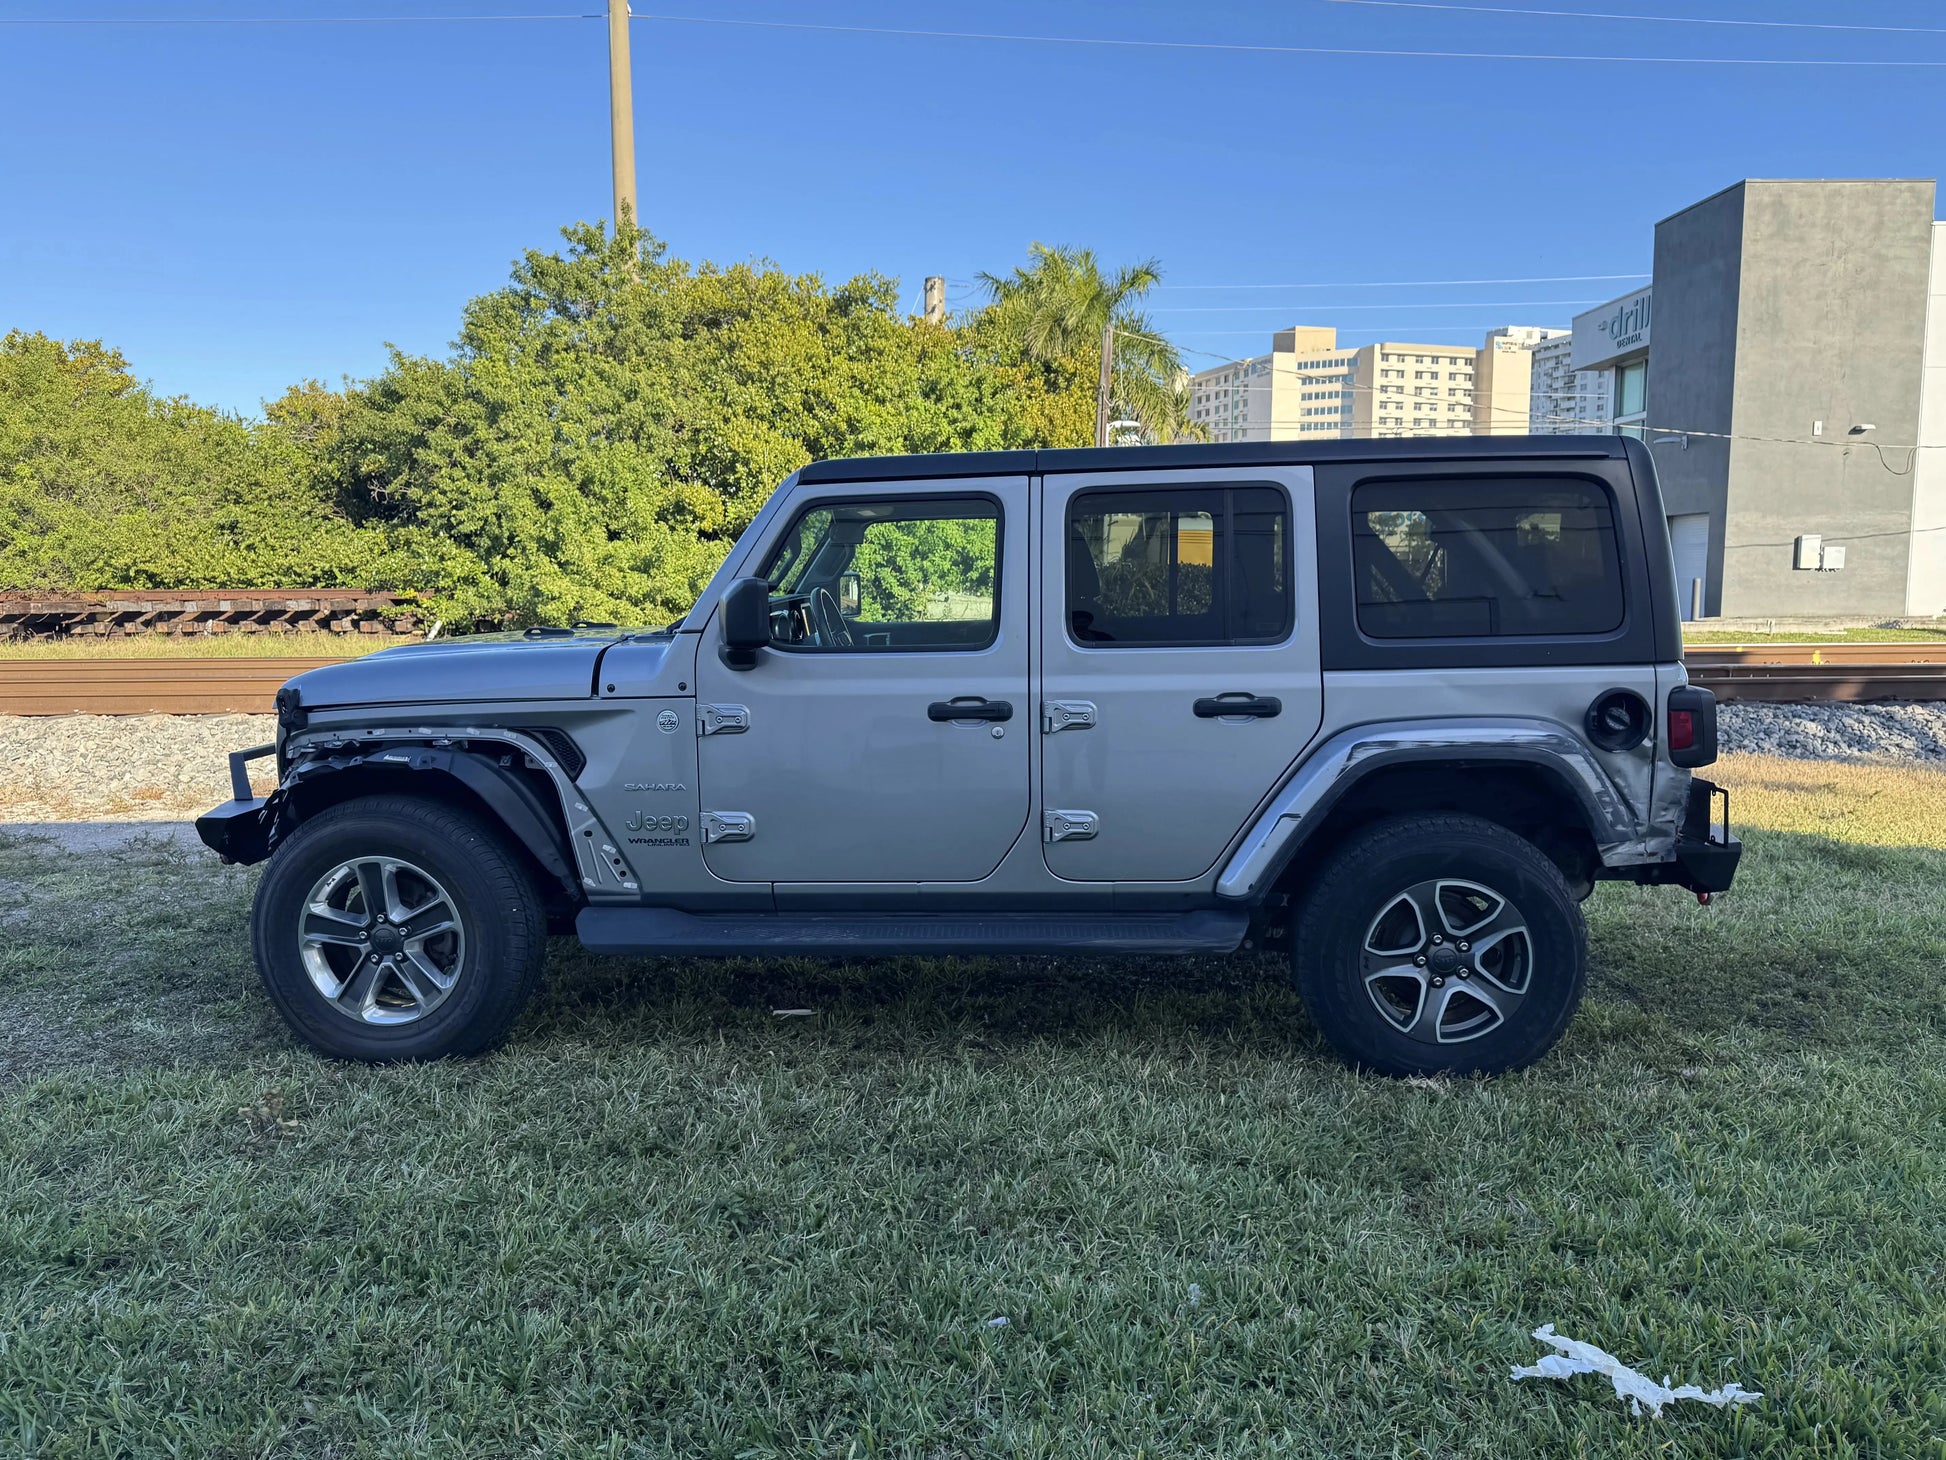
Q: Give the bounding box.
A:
[327,220,1093,627]
[0,331,376,593]
[977,243,1191,442]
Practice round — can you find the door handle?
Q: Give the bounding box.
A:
[1193,695,1282,719]
[928,698,1014,723]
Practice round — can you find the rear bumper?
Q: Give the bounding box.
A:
[1624,776,1741,894]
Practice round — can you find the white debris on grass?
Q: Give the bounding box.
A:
[985,1316,1009,1328]
[1511,1324,1763,1418]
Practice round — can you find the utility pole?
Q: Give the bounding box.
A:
[607,0,638,234]
[923,276,945,325]
[1095,321,1115,447]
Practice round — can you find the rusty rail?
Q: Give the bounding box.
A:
[4,645,1946,715]
[0,659,337,715]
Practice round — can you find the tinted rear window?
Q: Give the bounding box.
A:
[1352,478,1624,639]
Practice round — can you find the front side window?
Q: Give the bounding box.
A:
[761,496,999,651]
[1352,477,1624,639]
[1067,485,1290,646]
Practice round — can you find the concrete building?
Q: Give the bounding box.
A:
[1186,326,1351,442]
[1473,326,1568,434]
[1528,331,1612,434]
[1189,334,1482,442]
[1342,342,1478,438]
[1572,285,1653,439]
[1645,180,1945,619]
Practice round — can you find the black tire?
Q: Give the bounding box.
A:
[1292,814,1586,1077]
[250,794,549,1061]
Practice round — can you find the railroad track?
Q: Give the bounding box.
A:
[2,645,1945,714]
[1683,644,1946,702]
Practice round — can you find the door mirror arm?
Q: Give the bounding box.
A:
[719,576,771,671]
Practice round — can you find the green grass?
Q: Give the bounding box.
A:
[0,635,393,659]
[1685,626,1946,646]
[3,760,1946,1457]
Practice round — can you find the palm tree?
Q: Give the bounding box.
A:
[977,244,1191,443]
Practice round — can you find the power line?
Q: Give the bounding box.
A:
[1,12,596,23]
[625,13,1946,67]
[19,10,1941,65]
[1324,0,1946,37]
[1154,272,1647,291]
[1151,299,1600,313]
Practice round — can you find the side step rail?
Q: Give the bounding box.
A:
[576,907,1250,958]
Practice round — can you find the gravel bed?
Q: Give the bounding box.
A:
[2,702,1942,824]
[1722,702,1946,764]
[0,714,276,821]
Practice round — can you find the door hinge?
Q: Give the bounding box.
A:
[1043,809,1100,843]
[697,704,751,736]
[1042,700,1097,733]
[700,810,756,844]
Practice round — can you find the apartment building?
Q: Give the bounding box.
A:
[1186,326,1354,441]
[1528,333,1612,434]
[1473,326,1568,434]
[1341,342,1478,439]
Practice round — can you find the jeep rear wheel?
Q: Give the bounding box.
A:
[1293,814,1586,1077]
[250,795,549,1061]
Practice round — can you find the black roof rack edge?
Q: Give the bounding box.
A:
[794,436,1625,484]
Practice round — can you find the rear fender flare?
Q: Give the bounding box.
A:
[1216,717,1653,903]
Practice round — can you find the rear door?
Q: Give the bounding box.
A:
[1038,465,1324,883]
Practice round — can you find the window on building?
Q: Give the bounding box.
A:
[1066,486,1291,648]
[1352,478,1625,639]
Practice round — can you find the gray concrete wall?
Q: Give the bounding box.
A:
[1721,180,1934,617]
[1646,183,1743,617]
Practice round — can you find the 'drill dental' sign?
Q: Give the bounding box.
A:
[1570,288,1653,373]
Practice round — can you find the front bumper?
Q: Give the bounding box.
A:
[195,742,279,865]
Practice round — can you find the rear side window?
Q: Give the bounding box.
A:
[1352,477,1624,639]
[1067,485,1290,646]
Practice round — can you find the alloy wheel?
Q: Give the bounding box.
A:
[1360,879,1533,1045]
[296,856,466,1025]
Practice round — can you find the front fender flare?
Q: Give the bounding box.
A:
[1215,717,1653,903]
[275,726,639,897]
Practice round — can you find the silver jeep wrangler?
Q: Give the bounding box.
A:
[200,437,1738,1076]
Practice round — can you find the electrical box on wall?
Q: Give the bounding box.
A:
[1794,534,1822,570]
[1821,544,1847,572]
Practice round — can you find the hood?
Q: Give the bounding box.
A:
[287,629,664,709]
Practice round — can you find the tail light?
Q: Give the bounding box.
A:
[1667,685,1718,768]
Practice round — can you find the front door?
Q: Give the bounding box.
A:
[694,477,1032,884]
[1039,466,1324,883]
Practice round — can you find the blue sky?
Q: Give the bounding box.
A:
[3,0,1942,414]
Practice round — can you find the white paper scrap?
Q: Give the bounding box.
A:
[1511,1325,1762,1418]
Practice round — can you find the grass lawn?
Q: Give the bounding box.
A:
[1684,626,1946,646]
[0,635,392,659]
[3,755,1945,1457]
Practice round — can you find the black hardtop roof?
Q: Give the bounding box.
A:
[796,434,1628,484]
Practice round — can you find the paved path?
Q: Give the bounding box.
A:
[2,821,202,853]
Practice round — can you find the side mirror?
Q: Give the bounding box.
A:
[718,576,771,670]
[837,570,861,617]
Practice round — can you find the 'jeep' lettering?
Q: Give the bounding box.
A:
[625,812,691,834]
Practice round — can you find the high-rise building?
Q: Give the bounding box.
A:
[1189,332,1478,441]
[1528,333,1612,434]
[1473,326,1569,434]
[1186,326,1353,441]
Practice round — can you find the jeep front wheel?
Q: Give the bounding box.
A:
[1293,814,1587,1077]
[250,794,549,1061]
